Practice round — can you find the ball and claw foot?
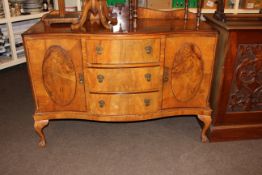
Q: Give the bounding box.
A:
[34,120,49,147]
[197,115,212,143]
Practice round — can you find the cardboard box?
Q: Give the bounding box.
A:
[147,0,173,9]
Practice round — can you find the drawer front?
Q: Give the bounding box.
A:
[89,92,160,115]
[86,39,160,64]
[86,67,161,92]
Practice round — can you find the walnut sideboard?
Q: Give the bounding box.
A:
[23,16,217,146]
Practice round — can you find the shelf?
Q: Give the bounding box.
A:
[0,56,26,70]
[1,13,48,24]
[0,0,49,70]
[0,18,7,24]
[236,9,260,13]
[184,8,260,14]
[10,12,48,23]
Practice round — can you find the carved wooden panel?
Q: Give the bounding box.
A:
[163,35,217,108]
[228,44,262,112]
[42,46,77,106]
[171,43,204,102]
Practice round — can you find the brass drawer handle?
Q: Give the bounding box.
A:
[145,46,153,54]
[144,73,152,82]
[144,99,151,107]
[96,46,103,55]
[98,100,105,108]
[79,73,84,84]
[97,74,105,83]
[163,67,169,82]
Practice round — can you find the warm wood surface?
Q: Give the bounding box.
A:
[163,34,217,109]
[23,10,218,146]
[86,67,160,93]
[23,18,215,36]
[24,38,86,112]
[86,38,161,64]
[137,8,195,20]
[89,92,160,115]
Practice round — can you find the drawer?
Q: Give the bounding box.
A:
[86,39,161,64]
[86,67,161,92]
[89,92,160,115]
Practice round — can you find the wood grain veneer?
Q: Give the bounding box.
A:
[23,9,218,146]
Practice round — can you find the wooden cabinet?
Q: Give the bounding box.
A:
[205,14,262,141]
[23,18,217,146]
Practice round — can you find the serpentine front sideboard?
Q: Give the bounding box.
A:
[23,10,217,147]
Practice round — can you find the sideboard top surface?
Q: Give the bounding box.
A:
[23,18,217,36]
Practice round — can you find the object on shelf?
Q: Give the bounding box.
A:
[226,0,235,9]
[242,0,262,9]
[196,0,204,28]
[9,0,45,17]
[22,0,43,14]
[43,0,49,12]
[9,0,23,16]
[214,0,226,21]
[12,19,39,58]
[107,0,126,6]
[0,25,11,63]
[173,0,197,8]
[48,0,54,10]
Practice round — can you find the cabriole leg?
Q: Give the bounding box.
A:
[34,120,49,147]
[197,115,212,143]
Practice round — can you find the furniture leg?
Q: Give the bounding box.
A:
[34,120,49,147]
[197,115,211,143]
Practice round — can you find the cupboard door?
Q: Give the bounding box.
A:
[25,39,86,112]
[162,35,217,108]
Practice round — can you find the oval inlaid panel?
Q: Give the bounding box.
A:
[42,46,77,106]
[171,43,204,102]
